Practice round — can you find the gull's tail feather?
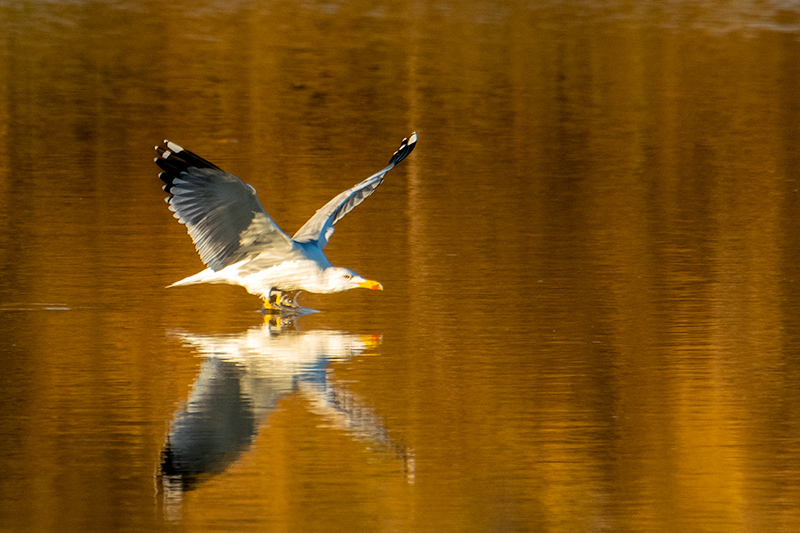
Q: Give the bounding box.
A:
[168,269,224,288]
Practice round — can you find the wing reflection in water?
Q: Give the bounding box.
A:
[157,318,413,519]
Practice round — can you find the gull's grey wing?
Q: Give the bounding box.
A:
[292,132,417,249]
[156,141,297,271]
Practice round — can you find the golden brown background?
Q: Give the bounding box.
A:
[2,0,800,531]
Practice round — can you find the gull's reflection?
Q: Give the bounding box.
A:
[158,318,413,518]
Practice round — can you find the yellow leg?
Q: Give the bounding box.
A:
[260,290,283,312]
[261,300,280,312]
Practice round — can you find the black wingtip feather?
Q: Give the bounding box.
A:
[388,132,417,166]
[155,156,176,173]
[155,140,225,194]
[155,141,222,171]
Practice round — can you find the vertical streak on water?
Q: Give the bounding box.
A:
[0,13,9,263]
[402,5,434,525]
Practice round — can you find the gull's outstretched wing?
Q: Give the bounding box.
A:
[156,141,297,271]
[292,132,417,249]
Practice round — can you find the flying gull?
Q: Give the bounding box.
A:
[155,133,417,311]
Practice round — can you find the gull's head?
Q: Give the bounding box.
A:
[322,267,383,294]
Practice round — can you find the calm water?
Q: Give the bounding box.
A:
[2,1,800,531]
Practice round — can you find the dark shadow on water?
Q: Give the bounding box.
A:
[156,315,414,521]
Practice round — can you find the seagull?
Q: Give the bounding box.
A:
[155,132,417,311]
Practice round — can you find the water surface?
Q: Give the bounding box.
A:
[2,1,800,531]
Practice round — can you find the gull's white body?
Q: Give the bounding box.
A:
[171,258,364,296]
[171,259,323,293]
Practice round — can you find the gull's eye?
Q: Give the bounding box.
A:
[343,273,352,280]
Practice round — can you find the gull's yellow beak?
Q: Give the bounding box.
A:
[359,279,383,291]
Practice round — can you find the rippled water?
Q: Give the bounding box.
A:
[2,1,800,531]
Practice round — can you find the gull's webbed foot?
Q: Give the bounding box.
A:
[278,291,302,308]
[260,290,304,314]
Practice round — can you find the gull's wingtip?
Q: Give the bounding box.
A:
[389,131,418,166]
[163,140,185,153]
[154,140,185,153]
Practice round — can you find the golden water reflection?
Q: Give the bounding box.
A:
[157,320,413,521]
